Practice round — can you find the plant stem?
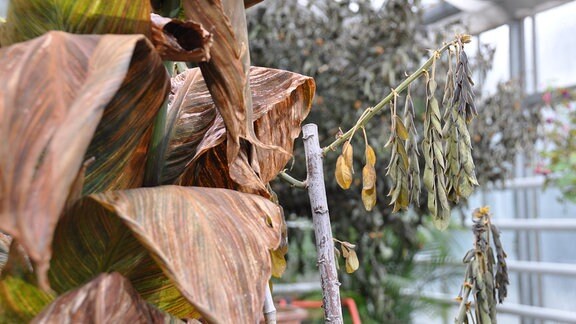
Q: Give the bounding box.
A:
[322,41,456,155]
[302,124,343,323]
[263,284,277,324]
[276,170,307,189]
[455,264,473,324]
[143,61,173,186]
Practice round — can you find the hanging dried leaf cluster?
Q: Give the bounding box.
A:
[455,207,509,324]
[330,37,478,230]
[443,46,479,205]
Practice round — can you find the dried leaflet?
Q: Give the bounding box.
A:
[338,241,359,274]
[423,59,451,229]
[443,42,479,203]
[403,87,421,205]
[386,97,410,213]
[335,142,354,189]
[361,130,377,210]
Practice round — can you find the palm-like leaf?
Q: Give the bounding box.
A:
[0,0,151,46]
[48,186,282,322]
[0,31,168,288]
[183,0,261,190]
[32,272,182,323]
[154,67,314,194]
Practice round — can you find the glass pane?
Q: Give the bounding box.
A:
[479,24,510,96]
[535,1,576,91]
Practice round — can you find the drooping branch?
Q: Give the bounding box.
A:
[322,39,459,155]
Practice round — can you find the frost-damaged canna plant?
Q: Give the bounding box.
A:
[0,0,315,322]
[0,0,493,323]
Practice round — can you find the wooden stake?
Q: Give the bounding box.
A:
[302,123,343,323]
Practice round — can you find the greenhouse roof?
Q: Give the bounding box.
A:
[424,0,573,33]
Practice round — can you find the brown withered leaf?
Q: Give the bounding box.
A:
[335,155,353,190]
[365,145,376,166]
[362,164,376,191]
[183,0,258,189]
[48,186,282,322]
[150,13,212,62]
[0,31,168,289]
[362,187,377,212]
[32,273,181,323]
[342,142,354,170]
[345,249,359,274]
[158,67,314,193]
[245,0,264,8]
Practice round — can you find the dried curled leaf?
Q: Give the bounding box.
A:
[336,155,353,190]
[342,142,354,169]
[339,242,359,274]
[362,164,376,190]
[345,249,359,274]
[365,144,376,166]
[150,13,212,62]
[160,67,314,196]
[362,188,377,212]
[362,164,377,211]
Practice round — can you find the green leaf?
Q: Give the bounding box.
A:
[0,276,55,323]
[49,186,282,322]
[1,0,151,46]
[0,32,168,288]
[33,273,182,323]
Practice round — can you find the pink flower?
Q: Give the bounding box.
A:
[542,92,552,105]
[534,162,552,175]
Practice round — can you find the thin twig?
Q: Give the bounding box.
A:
[276,170,307,189]
[322,40,457,155]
